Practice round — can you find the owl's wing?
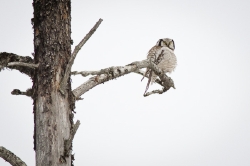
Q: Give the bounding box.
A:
[143,46,162,95]
[143,46,177,95]
[141,46,161,80]
[147,46,162,62]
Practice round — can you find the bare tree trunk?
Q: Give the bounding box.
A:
[32,1,74,165]
[0,1,175,165]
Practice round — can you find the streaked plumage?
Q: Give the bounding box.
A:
[143,38,177,94]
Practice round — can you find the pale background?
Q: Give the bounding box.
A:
[1,0,250,165]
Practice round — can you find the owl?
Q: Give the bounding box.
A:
[143,38,177,94]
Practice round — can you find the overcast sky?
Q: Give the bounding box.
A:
[1,0,250,166]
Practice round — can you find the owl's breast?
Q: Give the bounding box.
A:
[158,47,177,73]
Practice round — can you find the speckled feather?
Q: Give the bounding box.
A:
[144,38,177,85]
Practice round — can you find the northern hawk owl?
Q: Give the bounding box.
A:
[143,38,177,94]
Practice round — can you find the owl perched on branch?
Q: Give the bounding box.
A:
[143,38,177,94]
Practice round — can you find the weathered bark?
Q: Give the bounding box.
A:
[0,146,27,166]
[0,52,35,77]
[32,0,74,165]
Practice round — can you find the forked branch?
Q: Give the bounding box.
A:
[60,18,103,95]
[72,59,175,98]
[0,146,27,166]
[72,68,164,87]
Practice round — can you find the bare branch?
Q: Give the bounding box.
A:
[71,18,103,62]
[60,18,103,95]
[0,146,27,166]
[72,60,148,98]
[0,52,35,77]
[7,62,38,69]
[71,69,107,77]
[72,59,175,98]
[11,88,33,97]
[73,68,165,87]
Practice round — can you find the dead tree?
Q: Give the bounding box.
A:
[0,0,175,165]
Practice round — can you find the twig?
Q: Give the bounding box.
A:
[0,146,27,166]
[60,19,103,95]
[143,88,166,97]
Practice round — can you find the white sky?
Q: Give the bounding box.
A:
[1,0,250,165]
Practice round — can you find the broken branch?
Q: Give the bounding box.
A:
[0,146,27,166]
[11,88,33,97]
[60,18,103,95]
[64,120,80,157]
[0,52,35,77]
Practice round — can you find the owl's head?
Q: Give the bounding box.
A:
[156,38,175,51]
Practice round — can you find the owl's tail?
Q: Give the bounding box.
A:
[142,69,158,95]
